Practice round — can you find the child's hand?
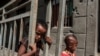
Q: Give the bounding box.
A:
[29,43,37,52]
[45,36,52,46]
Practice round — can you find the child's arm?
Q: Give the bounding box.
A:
[18,44,27,56]
[45,36,52,47]
[18,44,37,56]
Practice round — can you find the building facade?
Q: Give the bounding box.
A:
[0,0,98,56]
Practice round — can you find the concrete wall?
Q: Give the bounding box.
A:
[0,0,98,56]
[47,0,98,56]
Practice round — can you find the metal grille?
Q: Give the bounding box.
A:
[0,0,68,56]
[51,0,73,28]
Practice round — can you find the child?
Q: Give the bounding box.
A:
[18,19,52,56]
[61,34,78,56]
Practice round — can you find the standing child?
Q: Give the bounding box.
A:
[18,19,52,56]
[61,34,78,56]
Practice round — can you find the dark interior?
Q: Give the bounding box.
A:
[0,0,10,7]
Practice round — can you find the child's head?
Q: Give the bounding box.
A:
[25,19,48,42]
[64,34,78,53]
[35,19,48,42]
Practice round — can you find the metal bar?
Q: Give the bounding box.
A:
[3,23,7,56]
[55,0,66,56]
[8,24,13,56]
[28,0,38,45]
[0,24,3,56]
[2,8,5,20]
[11,21,17,56]
[5,1,31,15]
[0,24,3,49]
[19,18,23,41]
[43,0,52,56]
[0,12,30,23]
[95,0,98,56]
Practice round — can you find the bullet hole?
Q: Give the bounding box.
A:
[79,0,83,3]
[91,0,93,2]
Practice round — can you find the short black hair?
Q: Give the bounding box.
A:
[36,19,48,30]
[64,34,77,45]
[24,19,48,36]
[25,19,48,30]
